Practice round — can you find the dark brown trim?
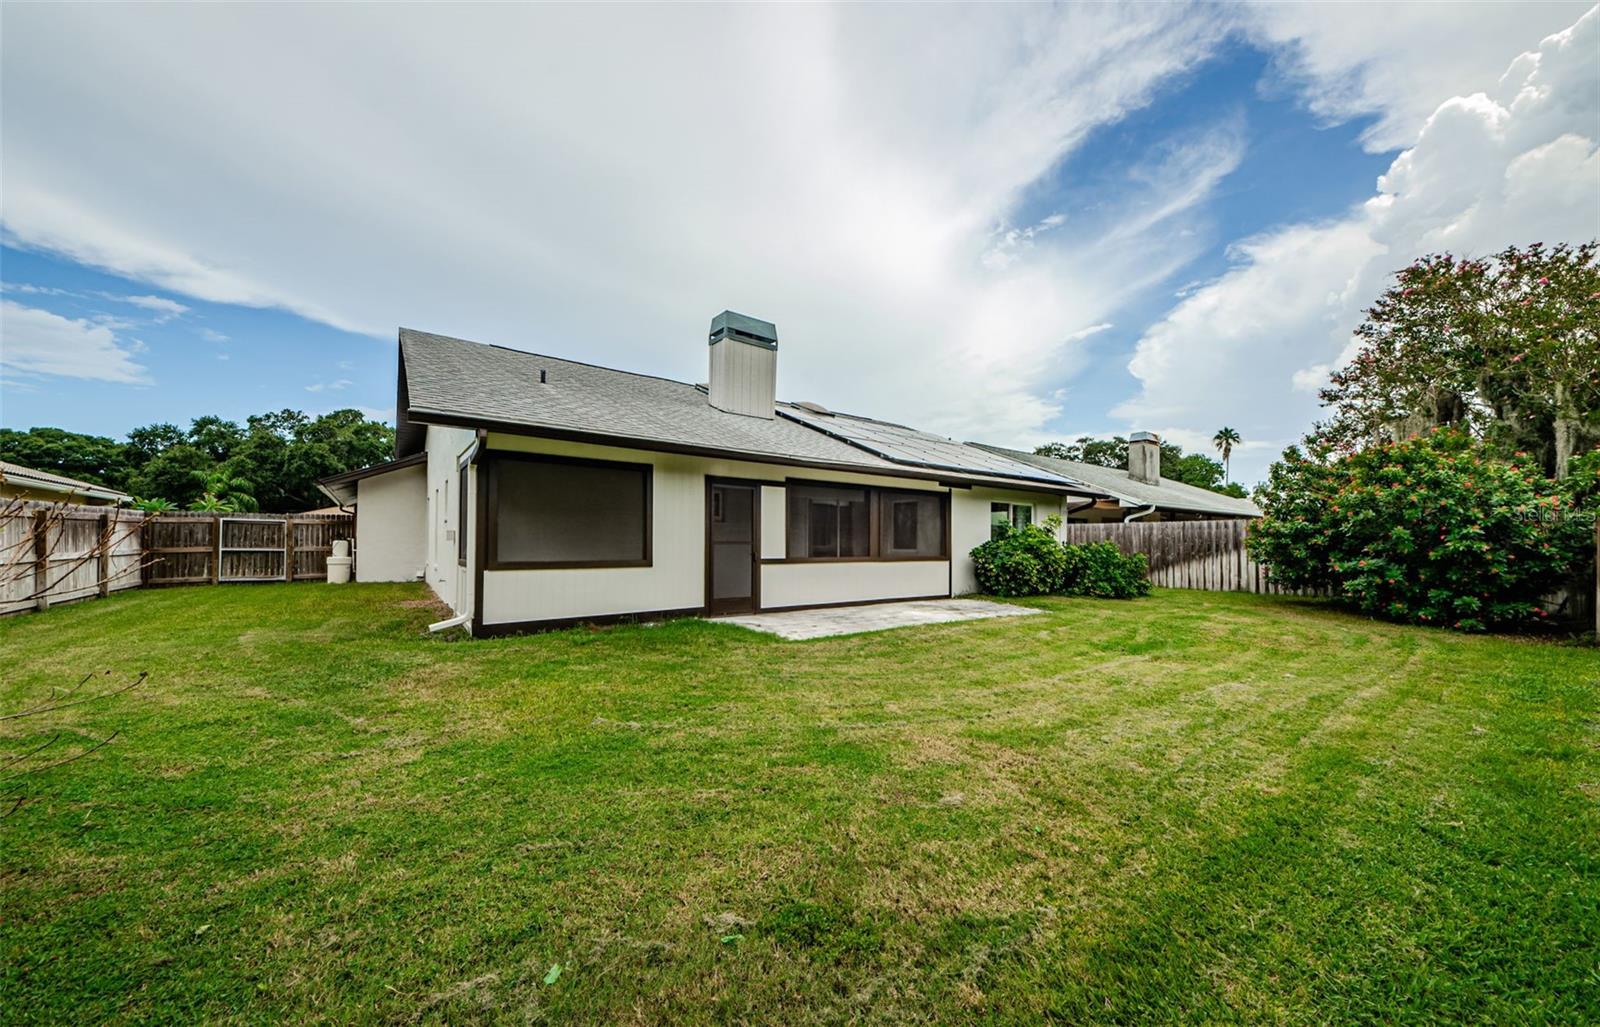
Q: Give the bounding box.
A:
[781,481,951,563]
[405,408,1078,495]
[704,477,761,616]
[471,431,488,637]
[754,593,952,615]
[317,450,427,488]
[474,606,704,638]
[482,450,653,571]
[759,556,948,565]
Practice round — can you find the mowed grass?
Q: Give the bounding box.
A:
[1,584,1596,1024]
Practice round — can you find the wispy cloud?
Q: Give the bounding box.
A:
[304,378,353,393]
[120,293,189,321]
[0,299,150,383]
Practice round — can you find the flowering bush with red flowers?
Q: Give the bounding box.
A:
[1248,428,1593,632]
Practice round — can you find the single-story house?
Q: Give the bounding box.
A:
[321,312,1126,635]
[971,441,1261,522]
[0,462,132,507]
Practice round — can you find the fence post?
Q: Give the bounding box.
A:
[285,517,296,583]
[32,509,49,612]
[211,514,222,585]
[97,512,111,597]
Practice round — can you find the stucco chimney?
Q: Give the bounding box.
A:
[707,311,777,419]
[1127,431,1161,485]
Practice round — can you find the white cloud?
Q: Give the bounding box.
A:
[120,294,189,320]
[0,299,150,383]
[0,3,1231,444]
[1117,7,1600,482]
[304,379,353,393]
[199,327,229,343]
[1243,1,1589,151]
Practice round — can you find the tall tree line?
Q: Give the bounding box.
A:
[0,409,394,512]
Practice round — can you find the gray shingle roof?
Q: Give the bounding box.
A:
[779,405,1075,488]
[397,329,1078,490]
[971,444,1260,517]
[0,461,131,503]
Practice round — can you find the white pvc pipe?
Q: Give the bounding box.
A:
[428,612,471,633]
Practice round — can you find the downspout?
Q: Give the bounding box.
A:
[1123,505,1158,522]
[428,611,471,633]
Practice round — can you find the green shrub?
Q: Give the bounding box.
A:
[1060,541,1152,599]
[969,518,1068,597]
[1248,428,1593,632]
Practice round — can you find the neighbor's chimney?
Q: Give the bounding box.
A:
[707,310,778,419]
[1127,431,1161,485]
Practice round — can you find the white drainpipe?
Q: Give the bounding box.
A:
[428,612,471,634]
[1123,504,1158,522]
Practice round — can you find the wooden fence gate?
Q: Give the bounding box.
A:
[142,512,353,586]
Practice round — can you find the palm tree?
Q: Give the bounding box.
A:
[1212,427,1242,483]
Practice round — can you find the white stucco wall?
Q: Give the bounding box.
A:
[477,433,984,628]
[354,464,426,582]
[949,488,1068,594]
[761,560,948,609]
[423,425,479,614]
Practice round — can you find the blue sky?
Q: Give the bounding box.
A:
[2,4,1595,484]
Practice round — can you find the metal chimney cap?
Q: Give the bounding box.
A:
[1129,431,1160,443]
[709,310,778,350]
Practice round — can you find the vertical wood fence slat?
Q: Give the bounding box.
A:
[1062,518,1325,597]
[4,503,353,614]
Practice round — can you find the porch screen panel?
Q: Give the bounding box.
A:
[786,484,870,559]
[490,456,649,566]
[880,491,945,558]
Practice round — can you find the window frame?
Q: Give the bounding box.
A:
[990,501,1035,540]
[484,451,654,571]
[781,480,949,563]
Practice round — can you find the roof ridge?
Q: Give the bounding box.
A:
[399,327,703,391]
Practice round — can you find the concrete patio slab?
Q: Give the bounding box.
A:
[712,598,1041,640]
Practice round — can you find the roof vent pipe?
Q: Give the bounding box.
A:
[707,310,778,419]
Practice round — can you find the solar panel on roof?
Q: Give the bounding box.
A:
[778,405,1075,486]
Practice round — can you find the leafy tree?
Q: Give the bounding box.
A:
[1248,428,1592,632]
[189,472,258,513]
[1212,427,1241,482]
[128,444,212,508]
[124,423,186,469]
[0,427,131,488]
[2,408,395,511]
[1316,241,1600,477]
[187,415,245,462]
[1033,435,1238,494]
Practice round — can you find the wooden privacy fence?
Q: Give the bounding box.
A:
[1,502,144,615]
[1062,519,1318,595]
[0,502,353,614]
[142,512,353,586]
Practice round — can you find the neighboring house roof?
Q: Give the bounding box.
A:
[395,328,1092,493]
[0,461,132,504]
[972,444,1261,518]
[316,451,427,507]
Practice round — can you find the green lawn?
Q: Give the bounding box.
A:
[2,584,1596,1024]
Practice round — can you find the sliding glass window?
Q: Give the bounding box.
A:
[786,483,947,561]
